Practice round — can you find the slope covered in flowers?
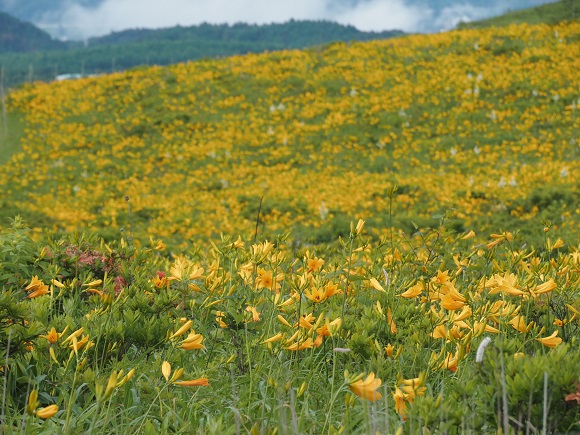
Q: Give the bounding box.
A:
[1,22,579,248]
[1,20,580,434]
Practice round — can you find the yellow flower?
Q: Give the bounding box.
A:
[452,306,472,322]
[178,331,205,350]
[439,352,459,372]
[173,378,210,387]
[400,281,423,298]
[387,307,397,334]
[35,404,59,419]
[284,337,314,351]
[232,235,245,249]
[431,324,448,339]
[304,286,327,303]
[487,272,524,296]
[316,318,342,337]
[392,387,407,417]
[440,294,464,311]
[323,282,341,299]
[26,276,44,291]
[354,219,365,236]
[69,334,92,351]
[50,279,66,288]
[369,277,386,292]
[509,315,527,333]
[261,332,284,344]
[26,390,40,415]
[39,326,68,344]
[162,361,171,381]
[534,279,556,295]
[297,313,316,330]
[548,238,564,251]
[245,306,261,322]
[535,330,562,348]
[306,256,325,272]
[255,269,282,292]
[349,372,382,402]
[168,320,193,340]
[385,343,395,357]
[25,276,50,299]
[277,314,292,327]
[152,273,167,289]
[461,230,476,240]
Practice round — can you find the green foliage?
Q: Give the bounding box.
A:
[0,218,578,432]
[457,0,580,29]
[0,110,25,165]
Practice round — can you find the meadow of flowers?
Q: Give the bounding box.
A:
[1,21,579,248]
[0,20,579,434]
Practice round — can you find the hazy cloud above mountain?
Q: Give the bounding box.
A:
[50,0,552,40]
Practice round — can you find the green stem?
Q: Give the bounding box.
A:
[63,368,79,433]
[342,236,355,321]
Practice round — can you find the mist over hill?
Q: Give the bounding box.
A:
[0,12,65,53]
[0,0,559,40]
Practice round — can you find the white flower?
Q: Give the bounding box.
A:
[382,269,391,287]
[476,337,492,363]
[473,146,481,155]
[349,88,357,97]
[498,177,506,188]
[450,147,458,156]
[319,201,329,221]
[508,177,517,187]
[560,167,569,178]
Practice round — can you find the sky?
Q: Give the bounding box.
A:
[46,0,546,40]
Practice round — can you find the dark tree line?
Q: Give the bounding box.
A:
[0,20,404,89]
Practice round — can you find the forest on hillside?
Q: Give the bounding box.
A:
[0,20,403,88]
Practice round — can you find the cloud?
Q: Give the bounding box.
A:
[334,0,430,32]
[57,0,437,39]
[51,0,554,40]
[430,4,508,31]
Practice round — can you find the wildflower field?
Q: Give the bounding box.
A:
[0,20,579,434]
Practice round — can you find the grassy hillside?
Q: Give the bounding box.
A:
[0,111,25,164]
[0,22,579,434]
[458,0,580,28]
[2,22,579,250]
